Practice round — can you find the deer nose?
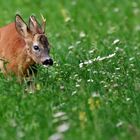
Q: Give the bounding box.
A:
[42,58,53,66]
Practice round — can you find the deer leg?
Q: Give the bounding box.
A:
[25,64,38,93]
[0,58,8,74]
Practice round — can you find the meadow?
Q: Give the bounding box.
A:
[0,0,140,140]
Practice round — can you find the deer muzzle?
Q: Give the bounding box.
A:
[42,58,53,66]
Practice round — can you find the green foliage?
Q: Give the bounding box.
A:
[0,0,140,140]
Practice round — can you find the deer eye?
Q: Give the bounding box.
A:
[33,45,40,51]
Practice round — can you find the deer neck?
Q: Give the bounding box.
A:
[17,48,35,76]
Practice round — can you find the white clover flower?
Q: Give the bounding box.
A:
[53,115,69,123]
[74,74,78,77]
[68,45,74,50]
[87,79,93,83]
[107,53,116,58]
[89,50,94,54]
[88,60,92,64]
[130,64,134,67]
[84,60,93,65]
[60,86,65,90]
[77,79,82,82]
[95,53,116,61]
[116,121,124,127]
[76,84,80,87]
[115,47,123,52]
[79,63,83,68]
[115,67,120,70]
[48,133,63,140]
[115,47,119,51]
[126,98,130,101]
[79,31,86,38]
[76,41,81,45]
[93,71,98,74]
[57,123,70,133]
[129,57,135,61]
[104,85,108,88]
[84,61,89,65]
[92,92,100,97]
[53,112,66,118]
[112,39,120,45]
[72,91,77,96]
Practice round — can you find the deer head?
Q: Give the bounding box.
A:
[15,14,53,67]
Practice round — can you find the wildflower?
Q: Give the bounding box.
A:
[60,85,65,90]
[116,121,124,127]
[74,74,78,77]
[87,79,93,83]
[53,112,66,118]
[96,53,116,61]
[84,60,92,65]
[84,61,89,65]
[108,53,116,58]
[92,92,100,97]
[56,123,70,133]
[79,63,83,68]
[89,49,95,54]
[77,79,82,83]
[76,40,81,45]
[126,98,130,101]
[79,31,86,38]
[72,91,77,96]
[93,71,98,74]
[88,60,92,64]
[115,67,120,70]
[115,47,123,52]
[112,39,120,45]
[53,115,68,124]
[68,45,74,50]
[48,133,63,140]
[129,57,135,61]
[100,81,105,84]
[76,84,80,87]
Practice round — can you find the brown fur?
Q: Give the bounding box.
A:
[0,22,34,76]
[0,14,52,86]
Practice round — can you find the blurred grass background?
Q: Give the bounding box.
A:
[0,0,140,140]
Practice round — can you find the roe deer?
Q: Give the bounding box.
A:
[0,14,53,91]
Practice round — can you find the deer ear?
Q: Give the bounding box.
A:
[29,15,42,34]
[15,14,29,38]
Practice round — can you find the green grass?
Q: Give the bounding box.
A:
[0,0,140,140]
